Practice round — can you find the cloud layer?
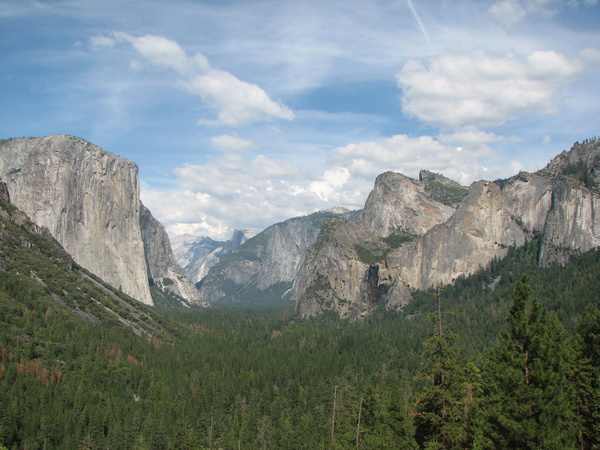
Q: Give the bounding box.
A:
[3,0,599,241]
[141,131,518,239]
[92,32,294,126]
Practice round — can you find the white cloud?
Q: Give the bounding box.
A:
[185,70,294,126]
[112,32,204,74]
[308,167,352,201]
[396,49,585,129]
[330,134,502,185]
[142,148,318,239]
[89,35,116,50]
[211,135,254,153]
[490,0,598,25]
[580,47,600,64]
[91,32,294,126]
[489,0,527,27]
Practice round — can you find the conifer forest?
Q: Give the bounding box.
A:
[0,197,599,449]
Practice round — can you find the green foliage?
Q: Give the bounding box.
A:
[354,242,388,265]
[354,231,415,265]
[1,194,599,447]
[573,305,600,448]
[412,292,474,449]
[424,181,468,206]
[382,231,415,248]
[562,159,598,190]
[474,276,578,448]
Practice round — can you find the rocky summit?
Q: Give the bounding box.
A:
[295,139,600,319]
[0,135,203,306]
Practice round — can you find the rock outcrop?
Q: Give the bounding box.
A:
[294,217,384,319]
[171,230,252,284]
[0,135,202,306]
[139,203,206,305]
[296,172,459,318]
[198,208,355,304]
[360,171,458,237]
[296,139,600,318]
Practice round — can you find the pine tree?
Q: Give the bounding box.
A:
[413,289,469,449]
[573,305,600,448]
[475,275,578,448]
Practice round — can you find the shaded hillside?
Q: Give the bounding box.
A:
[0,185,181,338]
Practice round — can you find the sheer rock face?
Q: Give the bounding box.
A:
[360,172,456,237]
[0,135,201,306]
[139,203,206,305]
[198,217,322,303]
[198,209,352,303]
[296,141,600,318]
[294,217,378,319]
[296,173,457,318]
[171,230,252,284]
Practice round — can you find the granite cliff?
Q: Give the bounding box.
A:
[296,139,600,318]
[198,208,355,304]
[171,230,253,284]
[0,135,202,306]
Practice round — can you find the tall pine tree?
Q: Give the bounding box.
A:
[475,275,578,448]
[413,289,471,449]
[573,305,600,448]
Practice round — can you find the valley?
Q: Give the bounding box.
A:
[0,136,599,447]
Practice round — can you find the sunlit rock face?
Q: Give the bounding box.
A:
[360,171,456,238]
[198,209,353,304]
[171,230,253,284]
[296,140,600,319]
[0,135,202,306]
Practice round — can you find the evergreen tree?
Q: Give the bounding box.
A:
[475,275,578,448]
[413,290,470,449]
[573,305,600,448]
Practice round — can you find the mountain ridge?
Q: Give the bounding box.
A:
[295,138,600,318]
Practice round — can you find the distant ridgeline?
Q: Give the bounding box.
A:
[173,138,600,317]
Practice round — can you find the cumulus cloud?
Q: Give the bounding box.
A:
[184,70,294,126]
[396,49,585,129]
[141,147,318,239]
[330,133,505,186]
[91,32,294,126]
[142,128,529,239]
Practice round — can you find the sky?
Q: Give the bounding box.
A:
[1,0,599,240]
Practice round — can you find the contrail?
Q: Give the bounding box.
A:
[407,0,433,50]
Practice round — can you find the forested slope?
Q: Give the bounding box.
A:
[0,188,599,448]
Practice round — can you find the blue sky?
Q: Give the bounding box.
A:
[1,0,599,240]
